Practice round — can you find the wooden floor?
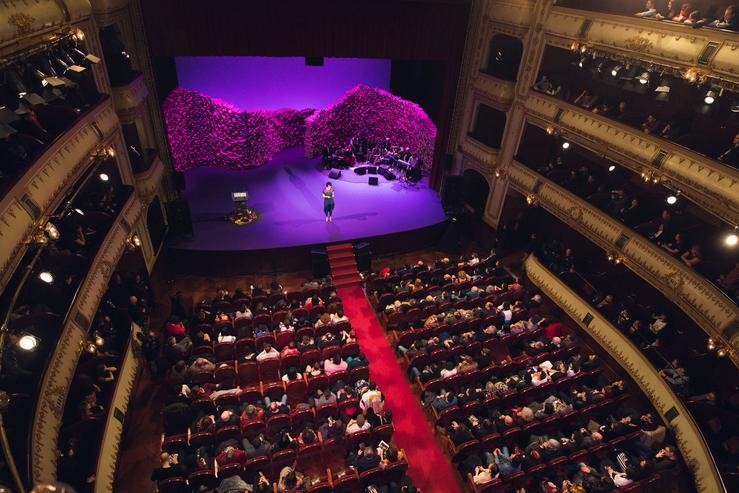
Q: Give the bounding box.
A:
[113,245,484,492]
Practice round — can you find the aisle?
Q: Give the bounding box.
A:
[337,285,462,493]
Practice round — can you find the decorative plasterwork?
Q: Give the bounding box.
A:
[94,323,142,493]
[134,155,165,203]
[461,135,500,167]
[90,0,130,15]
[0,98,118,292]
[485,0,536,28]
[523,93,739,226]
[473,73,515,107]
[0,0,91,52]
[524,254,725,493]
[546,7,739,85]
[509,161,739,365]
[31,193,145,485]
[111,71,149,123]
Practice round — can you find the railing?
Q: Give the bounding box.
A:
[94,323,143,493]
[507,160,739,365]
[473,72,516,107]
[524,253,726,493]
[523,91,739,226]
[29,191,145,485]
[544,6,739,82]
[0,96,119,292]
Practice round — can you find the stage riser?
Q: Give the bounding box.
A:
[164,221,448,276]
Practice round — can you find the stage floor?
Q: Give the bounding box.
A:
[171,147,446,251]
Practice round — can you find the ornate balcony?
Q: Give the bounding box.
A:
[485,0,536,31]
[473,72,516,108]
[134,152,165,202]
[0,97,119,292]
[461,134,500,167]
[524,254,726,493]
[523,92,739,226]
[31,192,144,484]
[508,161,739,363]
[545,7,739,84]
[111,71,150,123]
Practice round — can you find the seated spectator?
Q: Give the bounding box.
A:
[256,343,280,362]
[655,0,678,19]
[680,245,703,268]
[717,261,739,293]
[354,445,381,472]
[473,463,498,485]
[640,114,661,134]
[709,5,738,30]
[150,452,185,481]
[324,354,348,376]
[346,414,371,434]
[277,466,305,492]
[717,133,739,167]
[673,3,692,22]
[634,0,658,17]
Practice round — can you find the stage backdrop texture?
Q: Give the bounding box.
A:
[164,85,436,173]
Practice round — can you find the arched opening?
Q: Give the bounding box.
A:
[483,34,523,82]
[462,168,490,218]
[147,196,167,255]
[470,103,507,148]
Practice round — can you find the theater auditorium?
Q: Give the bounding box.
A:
[0,1,737,493]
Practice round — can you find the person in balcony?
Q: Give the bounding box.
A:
[655,0,678,19]
[672,3,692,22]
[717,133,739,167]
[709,5,738,30]
[634,0,658,17]
[640,114,661,134]
[680,244,703,269]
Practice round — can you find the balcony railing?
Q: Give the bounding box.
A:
[523,91,739,226]
[524,253,726,493]
[507,160,739,364]
[29,191,144,485]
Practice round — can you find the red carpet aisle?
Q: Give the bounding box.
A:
[337,284,462,493]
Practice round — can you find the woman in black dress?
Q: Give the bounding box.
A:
[322,182,335,222]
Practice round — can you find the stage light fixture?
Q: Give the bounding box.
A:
[717,348,727,358]
[666,195,677,205]
[731,100,739,113]
[99,173,109,182]
[595,60,606,73]
[561,141,570,150]
[725,233,738,247]
[608,165,616,172]
[18,334,40,351]
[611,65,623,77]
[44,222,60,240]
[707,338,716,351]
[637,72,650,85]
[132,234,141,247]
[74,208,84,215]
[72,28,85,42]
[704,90,717,105]
[38,271,54,284]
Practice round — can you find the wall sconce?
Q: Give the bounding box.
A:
[525,194,538,206]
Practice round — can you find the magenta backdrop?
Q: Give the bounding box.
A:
[175,56,391,111]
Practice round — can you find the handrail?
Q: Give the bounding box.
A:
[507,160,739,366]
[94,322,142,493]
[523,91,739,226]
[30,191,145,485]
[524,253,726,493]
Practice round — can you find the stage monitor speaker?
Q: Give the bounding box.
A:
[368,177,379,186]
[165,199,193,236]
[367,166,377,174]
[328,169,342,179]
[305,56,324,66]
[310,249,330,278]
[355,166,367,175]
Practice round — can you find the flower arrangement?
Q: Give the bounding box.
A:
[164,85,436,174]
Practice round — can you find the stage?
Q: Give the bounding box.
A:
[169,146,447,254]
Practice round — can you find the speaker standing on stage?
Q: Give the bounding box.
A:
[323,182,335,222]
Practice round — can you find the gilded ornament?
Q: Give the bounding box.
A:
[8,13,35,36]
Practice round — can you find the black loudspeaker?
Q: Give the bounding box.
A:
[354,242,372,271]
[355,166,367,175]
[165,199,193,236]
[305,56,324,66]
[368,177,379,186]
[367,166,377,174]
[328,169,342,179]
[310,249,330,278]
[378,167,395,180]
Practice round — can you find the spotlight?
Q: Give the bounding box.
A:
[44,222,60,241]
[637,72,650,85]
[561,141,570,150]
[99,173,109,182]
[717,348,727,358]
[608,165,616,172]
[725,233,738,247]
[546,126,555,135]
[86,342,98,355]
[666,195,677,205]
[18,334,40,351]
[38,271,54,284]
[106,147,116,158]
[93,331,105,347]
[132,234,141,247]
[611,65,623,77]
[72,28,85,42]
[707,338,716,351]
[704,90,717,105]
[73,208,85,215]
